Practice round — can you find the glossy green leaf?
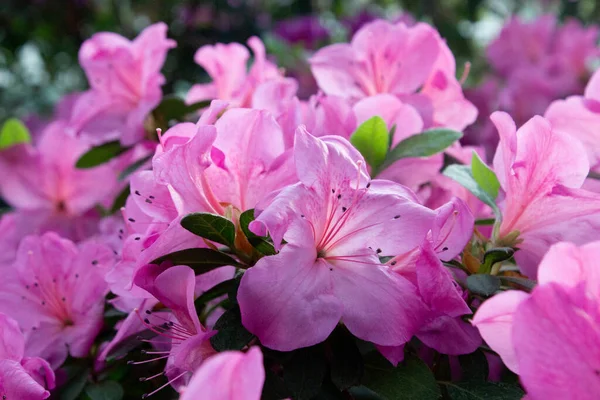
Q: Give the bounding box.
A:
[194,278,236,310]
[466,274,501,296]
[181,213,236,247]
[283,345,328,400]
[443,164,501,218]
[85,381,124,400]
[379,128,462,172]
[329,327,363,390]
[471,151,500,200]
[239,209,277,255]
[210,306,254,351]
[153,96,212,129]
[362,354,441,400]
[105,329,157,362]
[151,248,241,274]
[109,184,130,214]
[350,116,389,170]
[442,380,525,399]
[76,141,129,168]
[0,118,31,148]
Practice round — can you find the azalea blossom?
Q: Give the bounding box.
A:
[133,263,216,393]
[0,233,111,368]
[491,111,600,277]
[238,127,436,351]
[473,241,600,400]
[180,347,264,400]
[310,20,477,131]
[186,37,282,108]
[0,313,55,400]
[70,22,176,145]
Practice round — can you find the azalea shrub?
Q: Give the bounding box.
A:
[2,5,600,400]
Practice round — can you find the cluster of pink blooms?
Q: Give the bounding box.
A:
[1,14,600,400]
[464,15,600,157]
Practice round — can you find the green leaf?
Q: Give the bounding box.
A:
[118,154,152,181]
[151,248,241,274]
[262,369,293,400]
[466,274,501,296]
[459,350,489,381]
[181,213,236,247]
[283,345,328,400]
[239,209,277,255]
[471,152,500,200]
[210,307,254,351]
[479,247,515,274]
[153,95,212,128]
[194,278,236,310]
[498,276,536,291]
[442,380,524,399]
[348,386,384,400]
[350,116,389,170]
[109,185,130,214]
[443,164,501,218]
[362,354,441,400]
[56,366,89,400]
[328,327,363,390]
[379,128,462,172]
[85,381,124,400]
[0,118,31,148]
[76,141,129,168]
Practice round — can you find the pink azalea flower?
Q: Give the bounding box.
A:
[71,23,176,145]
[133,263,217,393]
[0,121,121,250]
[0,233,111,368]
[0,313,55,399]
[545,68,600,172]
[473,241,600,400]
[237,128,437,351]
[186,37,282,108]
[310,20,476,131]
[180,347,264,400]
[491,111,600,278]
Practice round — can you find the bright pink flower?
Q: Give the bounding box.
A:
[492,111,600,278]
[238,128,436,351]
[310,20,476,130]
[71,23,176,145]
[0,121,120,246]
[0,233,111,368]
[545,68,600,171]
[180,347,264,400]
[133,263,216,392]
[0,313,55,399]
[473,241,600,400]
[187,37,281,108]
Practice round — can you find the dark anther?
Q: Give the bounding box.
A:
[119,229,124,234]
[145,310,152,315]
[62,297,66,302]
[144,318,150,324]
[75,274,79,278]
[394,215,401,219]
[366,182,371,188]
[134,190,141,196]
[301,214,305,218]
[337,194,342,199]
[442,247,449,251]
[91,260,98,265]
[41,301,45,305]
[128,218,136,222]
[376,248,382,254]
[391,261,397,266]
[342,207,347,212]
[149,195,155,199]
[332,189,335,193]
[134,237,141,241]
[145,199,153,204]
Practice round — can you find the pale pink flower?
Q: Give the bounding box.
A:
[180,347,264,400]
[473,241,600,400]
[492,111,600,277]
[0,313,55,399]
[0,233,111,368]
[71,23,176,145]
[238,128,436,351]
[187,37,282,108]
